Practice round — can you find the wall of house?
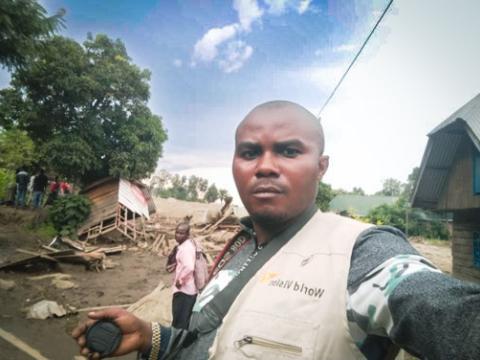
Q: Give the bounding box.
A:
[80,180,119,230]
[452,210,480,282]
[437,140,480,210]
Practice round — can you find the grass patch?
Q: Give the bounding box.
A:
[410,236,451,247]
[422,238,451,247]
[25,221,57,241]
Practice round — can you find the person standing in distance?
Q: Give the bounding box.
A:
[171,222,198,330]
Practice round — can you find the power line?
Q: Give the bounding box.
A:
[317,0,394,118]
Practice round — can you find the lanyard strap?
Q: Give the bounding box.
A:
[194,209,317,334]
[210,232,251,278]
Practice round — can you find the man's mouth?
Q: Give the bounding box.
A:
[252,185,284,198]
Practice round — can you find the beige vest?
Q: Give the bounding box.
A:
[209,211,373,360]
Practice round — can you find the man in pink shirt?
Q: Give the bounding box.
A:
[171,222,198,329]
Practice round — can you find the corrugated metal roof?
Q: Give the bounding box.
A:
[412,93,480,209]
[429,93,480,141]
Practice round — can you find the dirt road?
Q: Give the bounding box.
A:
[0,209,172,360]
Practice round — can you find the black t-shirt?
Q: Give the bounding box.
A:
[33,174,49,192]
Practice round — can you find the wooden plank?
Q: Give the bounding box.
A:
[453,237,474,246]
[0,327,49,360]
[452,266,480,282]
[437,141,480,210]
[452,243,473,253]
[76,304,132,312]
[40,245,59,252]
[452,252,474,264]
[15,249,59,263]
[59,237,85,251]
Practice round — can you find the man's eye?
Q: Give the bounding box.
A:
[281,148,300,157]
[240,150,258,159]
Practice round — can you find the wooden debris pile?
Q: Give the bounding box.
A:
[137,199,242,265]
[0,237,125,272]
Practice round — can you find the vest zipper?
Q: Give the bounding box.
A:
[235,335,303,354]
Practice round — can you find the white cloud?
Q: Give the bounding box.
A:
[263,0,311,15]
[293,64,345,90]
[233,0,264,31]
[332,43,358,53]
[314,43,357,57]
[191,2,259,73]
[263,0,288,15]
[218,40,254,73]
[297,0,312,14]
[193,24,239,62]
[157,151,231,172]
[173,59,183,67]
[191,0,310,73]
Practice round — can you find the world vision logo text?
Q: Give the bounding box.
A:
[260,272,279,284]
[267,278,325,299]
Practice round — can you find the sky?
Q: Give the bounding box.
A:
[2,0,480,205]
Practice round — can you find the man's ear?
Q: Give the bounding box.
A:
[317,155,329,181]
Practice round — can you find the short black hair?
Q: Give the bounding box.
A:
[238,100,325,154]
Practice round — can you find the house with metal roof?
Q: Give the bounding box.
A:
[77,177,156,242]
[412,93,480,282]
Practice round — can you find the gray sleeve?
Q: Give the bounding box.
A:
[389,271,480,359]
[349,226,480,359]
[348,225,420,291]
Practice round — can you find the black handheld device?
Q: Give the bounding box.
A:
[85,319,123,357]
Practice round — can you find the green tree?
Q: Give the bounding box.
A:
[366,198,407,232]
[0,168,15,200]
[377,178,403,197]
[198,178,208,192]
[316,181,334,211]
[8,34,167,185]
[365,198,450,240]
[402,167,420,200]
[0,88,28,130]
[351,187,365,195]
[187,175,200,201]
[205,184,219,203]
[219,189,230,204]
[0,0,64,70]
[0,128,36,170]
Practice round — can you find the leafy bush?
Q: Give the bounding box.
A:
[48,194,91,236]
[0,168,15,200]
[365,198,450,240]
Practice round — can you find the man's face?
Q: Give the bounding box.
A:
[232,106,329,224]
[175,226,189,244]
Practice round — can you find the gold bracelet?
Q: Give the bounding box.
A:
[149,322,161,360]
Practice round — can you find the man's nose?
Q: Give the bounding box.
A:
[255,152,280,177]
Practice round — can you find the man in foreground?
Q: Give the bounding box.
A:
[73,101,480,359]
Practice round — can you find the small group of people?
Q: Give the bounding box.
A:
[9,167,71,209]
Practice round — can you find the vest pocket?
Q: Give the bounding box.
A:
[221,311,317,359]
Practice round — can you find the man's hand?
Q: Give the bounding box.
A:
[71,307,152,359]
[175,280,182,288]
